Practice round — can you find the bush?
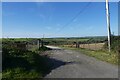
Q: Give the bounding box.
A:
[104,36,120,53]
[2,44,50,79]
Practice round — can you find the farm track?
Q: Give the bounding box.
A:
[45,46,118,78]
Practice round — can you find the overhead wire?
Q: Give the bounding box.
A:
[53,2,92,35]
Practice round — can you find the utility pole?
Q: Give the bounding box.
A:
[37,39,41,50]
[106,0,111,52]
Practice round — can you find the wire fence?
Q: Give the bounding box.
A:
[63,42,105,50]
[2,38,106,51]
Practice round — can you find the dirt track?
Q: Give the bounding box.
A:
[45,46,118,78]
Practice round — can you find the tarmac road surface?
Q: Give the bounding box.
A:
[45,46,118,78]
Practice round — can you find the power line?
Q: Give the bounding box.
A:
[53,2,92,35]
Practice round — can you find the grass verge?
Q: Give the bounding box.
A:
[62,47,118,65]
[2,46,51,79]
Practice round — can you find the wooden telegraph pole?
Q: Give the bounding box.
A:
[38,39,41,50]
[106,0,111,52]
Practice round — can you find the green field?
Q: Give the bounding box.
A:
[44,38,89,42]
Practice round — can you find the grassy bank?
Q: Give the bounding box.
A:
[2,46,51,79]
[3,50,50,79]
[62,47,118,65]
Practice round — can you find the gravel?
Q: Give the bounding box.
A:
[45,46,118,78]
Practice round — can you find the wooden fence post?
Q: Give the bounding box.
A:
[37,39,41,50]
[88,42,90,50]
[95,41,96,50]
[75,42,77,48]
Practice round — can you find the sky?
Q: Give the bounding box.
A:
[0,2,2,38]
[118,2,120,35]
[2,2,118,38]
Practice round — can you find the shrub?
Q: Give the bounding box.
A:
[103,36,120,53]
[2,43,50,78]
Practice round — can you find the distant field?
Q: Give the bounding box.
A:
[63,43,105,50]
[2,38,34,42]
[2,36,107,43]
[80,43,105,50]
[67,39,89,42]
[0,38,2,50]
[44,38,89,42]
[1,37,107,49]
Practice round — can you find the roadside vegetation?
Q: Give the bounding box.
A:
[61,36,119,65]
[2,36,119,79]
[2,39,51,79]
[64,47,118,65]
